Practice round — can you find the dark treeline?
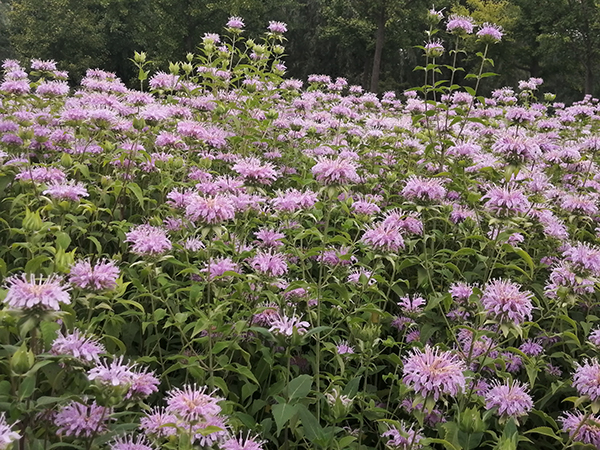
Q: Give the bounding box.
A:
[1,0,599,102]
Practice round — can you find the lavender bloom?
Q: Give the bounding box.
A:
[69,259,119,290]
[336,340,355,355]
[165,384,223,422]
[361,222,405,252]
[201,257,240,280]
[185,194,236,224]
[589,329,600,346]
[268,21,287,33]
[519,339,544,356]
[0,413,20,450]
[269,313,310,336]
[485,380,533,418]
[397,294,426,314]
[311,157,360,184]
[249,250,288,276]
[88,356,135,388]
[109,435,155,450]
[482,184,530,216]
[481,279,533,325]
[226,16,245,29]
[271,188,318,212]
[125,224,172,255]
[402,346,466,400]
[477,23,503,43]
[560,410,600,447]
[51,329,105,363]
[255,228,285,248]
[232,157,278,184]
[402,175,446,202]
[54,401,111,438]
[382,423,423,449]
[424,40,445,58]
[221,433,264,450]
[446,15,475,34]
[573,359,600,401]
[3,273,70,310]
[140,407,178,438]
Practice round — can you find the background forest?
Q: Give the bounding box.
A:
[0,0,598,108]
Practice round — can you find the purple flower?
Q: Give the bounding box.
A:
[0,413,20,449]
[573,359,600,401]
[202,257,240,280]
[271,188,318,212]
[560,410,600,447]
[140,407,178,438]
[481,279,533,325]
[3,273,70,310]
[221,433,264,450]
[336,340,355,355]
[166,384,223,422]
[424,39,444,58]
[382,423,423,449]
[148,71,181,90]
[51,328,105,363]
[268,21,287,33]
[125,224,172,255]
[311,157,360,185]
[361,222,405,252]
[109,435,155,450]
[563,242,600,276]
[485,380,533,418]
[269,313,310,336]
[482,184,530,216]
[185,194,236,224]
[402,346,466,401]
[477,23,503,43]
[16,166,66,183]
[249,250,288,276]
[446,15,475,34]
[449,282,474,302]
[397,294,426,314]
[69,259,119,290]
[54,401,111,438]
[226,16,245,29]
[232,157,278,184]
[402,176,447,202]
[589,329,600,346]
[519,339,544,356]
[88,356,135,388]
[255,228,285,248]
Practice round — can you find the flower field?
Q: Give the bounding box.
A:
[2,13,600,450]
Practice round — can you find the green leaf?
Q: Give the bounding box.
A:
[127,182,145,208]
[287,374,312,400]
[524,427,560,440]
[297,404,323,441]
[272,403,300,436]
[25,255,50,273]
[55,232,71,250]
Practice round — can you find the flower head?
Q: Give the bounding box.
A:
[227,16,245,29]
[481,279,533,325]
[477,23,503,43]
[69,259,119,290]
[446,15,475,34]
[125,224,172,255]
[560,410,600,447]
[269,313,310,336]
[0,413,19,450]
[311,157,360,185]
[51,328,105,363]
[268,21,287,33]
[43,180,88,201]
[54,401,111,438]
[109,435,155,450]
[221,433,264,450]
[424,40,445,58]
[3,273,70,310]
[573,359,600,401]
[485,380,533,418]
[165,384,223,422]
[402,346,466,401]
[382,423,423,449]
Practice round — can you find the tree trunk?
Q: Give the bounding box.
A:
[585,58,594,95]
[369,6,385,93]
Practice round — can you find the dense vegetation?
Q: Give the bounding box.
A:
[2,9,600,450]
[1,0,600,102]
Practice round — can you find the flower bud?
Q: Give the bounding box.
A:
[11,343,34,375]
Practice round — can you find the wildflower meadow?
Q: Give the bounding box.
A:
[2,10,600,450]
